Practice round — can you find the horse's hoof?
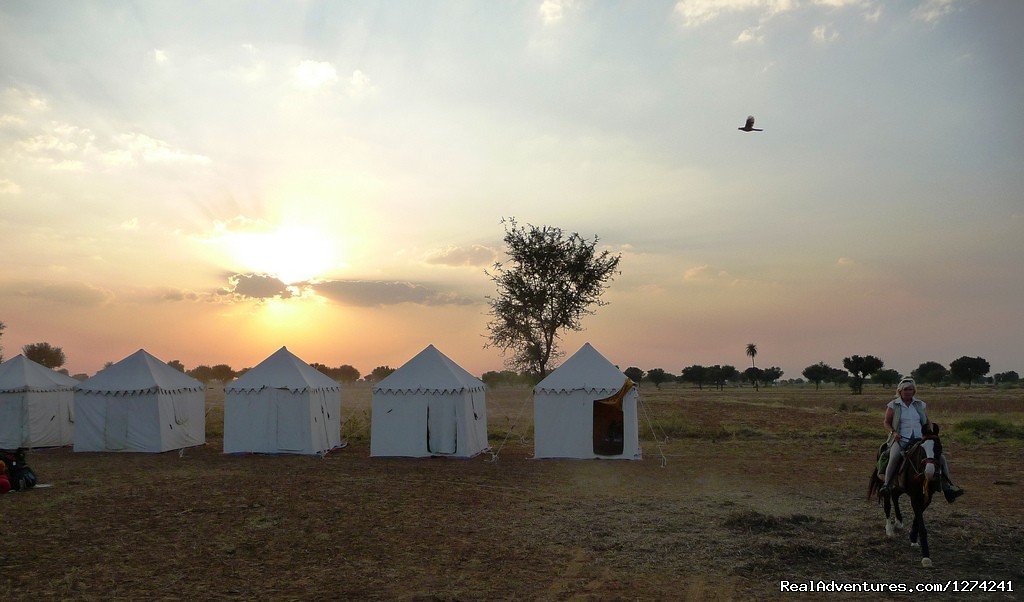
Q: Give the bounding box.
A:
[911,542,920,548]
[895,520,904,529]
[922,557,932,568]
[885,522,895,538]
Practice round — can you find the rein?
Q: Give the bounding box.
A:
[902,437,939,482]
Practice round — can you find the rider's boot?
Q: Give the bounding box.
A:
[941,474,964,503]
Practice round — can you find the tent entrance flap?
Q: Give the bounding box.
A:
[593,379,631,456]
[426,398,457,455]
[593,400,624,456]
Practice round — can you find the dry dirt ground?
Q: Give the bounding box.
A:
[2,384,1022,600]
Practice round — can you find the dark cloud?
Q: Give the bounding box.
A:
[310,280,476,307]
[224,273,293,299]
[1,281,113,306]
[152,288,207,302]
[211,273,476,307]
[425,244,498,267]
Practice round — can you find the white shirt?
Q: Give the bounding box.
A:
[896,401,923,439]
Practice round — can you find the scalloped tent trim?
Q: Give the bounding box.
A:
[77,387,205,396]
[533,386,623,395]
[372,385,486,395]
[226,384,341,394]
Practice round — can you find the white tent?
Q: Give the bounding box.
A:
[371,345,488,458]
[74,349,206,453]
[0,355,79,449]
[533,343,641,460]
[223,347,342,455]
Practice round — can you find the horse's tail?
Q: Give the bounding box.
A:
[867,467,880,501]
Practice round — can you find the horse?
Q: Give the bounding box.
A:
[867,424,944,567]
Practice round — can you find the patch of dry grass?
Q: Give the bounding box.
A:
[2,384,1021,599]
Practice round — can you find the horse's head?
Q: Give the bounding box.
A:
[913,438,937,503]
[920,440,937,480]
[906,438,939,502]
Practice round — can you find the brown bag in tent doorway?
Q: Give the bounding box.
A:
[593,378,633,456]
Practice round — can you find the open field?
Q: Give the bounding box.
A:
[3,384,1022,600]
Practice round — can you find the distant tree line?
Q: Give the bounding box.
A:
[309,363,361,383]
[2,327,1018,392]
[619,365,781,391]
[481,370,539,387]
[172,361,368,384]
[798,355,1005,394]
[616,354,1014,395]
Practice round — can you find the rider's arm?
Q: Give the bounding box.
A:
[883,407,900,440]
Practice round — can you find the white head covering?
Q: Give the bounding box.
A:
[897,378,917,392]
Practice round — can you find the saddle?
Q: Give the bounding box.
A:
[875,435,943,483]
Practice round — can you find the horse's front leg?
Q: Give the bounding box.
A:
[892,492,904,529]
[910,498,932,567]
[883,490,894,536]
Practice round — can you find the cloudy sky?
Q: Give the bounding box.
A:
[1,1,1021,379]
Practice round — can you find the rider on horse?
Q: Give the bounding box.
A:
[880,378,964,502]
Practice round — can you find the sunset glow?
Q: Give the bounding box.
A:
[1,2,1021,379]
[221,224,340,285]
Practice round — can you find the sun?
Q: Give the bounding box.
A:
[224,223,338,284]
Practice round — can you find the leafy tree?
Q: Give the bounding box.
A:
[994,371,1019,384]
[102,361,114,370]
[646,368,670,389]
[745,343,758,368]
[842,355,884,395]
[707,365,738,390]
[210,364,236,383]
[367,365,396,383]
[484,218,621,378]
[949,356,990,387]
[623,367,644,384]
[311,363,361,383]
[911,361,948,387]
[185,364,236,383]
[761,366,783,385]
[742,366,764,391]
[335,365,360,383]
[23,342,66,369]
[187,365,215,383]
[481,370,538,387]
[680,364,708,390]
[828,367,850,388]
[802,362,832,390]
[722,365,740,388]
[72,373,88,381]
[482,370,513,387]
[167,360,186,372]
[872,368,902,388]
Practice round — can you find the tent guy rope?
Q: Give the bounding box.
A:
[638,392,668,468]
[487,391,532,463]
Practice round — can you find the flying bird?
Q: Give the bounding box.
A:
[738,116,763,132]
